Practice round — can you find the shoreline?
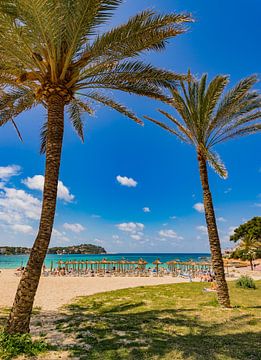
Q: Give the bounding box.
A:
[0,267,260,311]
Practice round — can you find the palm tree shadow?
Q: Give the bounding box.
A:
[54,302,261,360]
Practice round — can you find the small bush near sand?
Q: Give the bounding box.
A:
[0,332,48,360]
[236,275,256,289]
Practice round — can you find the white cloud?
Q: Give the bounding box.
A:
[63,223,85,233]
[112,235,120,240]
[143,207,151,213]
[196,225,208,235]
[116,175,137,187]
[52,229,69,243]
[0,165,21,181]
[217,217,226,222]
[131,234,142,241]
[23,175,74,202]
[169,216,176,220]
[12,224,34,234]
[159,229,183,240]
[193,202,205,213]
[228,226,236,236]
[116,222,144,234]
[0,186,41,222]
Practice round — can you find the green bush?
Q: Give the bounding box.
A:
[236,276,256,289]
[0,332,48,360]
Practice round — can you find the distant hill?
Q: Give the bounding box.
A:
[0,247,31,255]
[48,244,106,255]
[0,244,106,255]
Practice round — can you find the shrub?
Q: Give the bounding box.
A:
[236,276,256,289]
[0,332,48,360]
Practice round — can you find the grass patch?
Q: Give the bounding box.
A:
[0,332,48,360]
[236,275,256,289]
[57,281,261,359]
[0,282,260,359]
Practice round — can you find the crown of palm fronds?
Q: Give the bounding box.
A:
[0,0,193,148]
[145,73,261,178]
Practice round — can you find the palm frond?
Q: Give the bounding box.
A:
[158,109,194,144]
[78,60,183,90]
[0,87,36,126]
[144,115,189,143]
[144,73,260,179]
[211,75,259,130]
[11,119,23,142]
[67,100,85,142]
[75,10,192,68]
[210,110,261,146]
[211,123,261,145]
[81,91,143,125]
[60,0,123,79]
[202,75,229,123]
[205,149,228,179]
[40,119,48,154]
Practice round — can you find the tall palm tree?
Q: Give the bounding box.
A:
[235,235,260,270]
[145,74,261,307]
[0,0,192,333]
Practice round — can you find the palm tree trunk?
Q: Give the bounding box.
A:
[250,258,253,270]
[6,94,65,334]
[197,151,231,308]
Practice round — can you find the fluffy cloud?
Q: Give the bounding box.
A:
[0,186,41,222]
[193,202,205,213]
[143,207,151,213]
[52,229,69,243]
[63,223,85,233]
[12,224,34,234]
[196,225,208,234]
[131,234,142,241]
[0,165,21,181]
[116,222,144,232]
[159,229,183,240]
[116,175,137,187]
[23,175,74,202]
[228,226,236,236]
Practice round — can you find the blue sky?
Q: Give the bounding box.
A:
[0,0,260,253]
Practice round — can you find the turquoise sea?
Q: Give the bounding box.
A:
[0,253,210,269]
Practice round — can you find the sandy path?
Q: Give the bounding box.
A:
[0,270,189,310]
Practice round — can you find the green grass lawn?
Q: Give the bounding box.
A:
[1,281,261,359]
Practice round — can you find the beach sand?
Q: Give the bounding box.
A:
[0,270,190,310]
[1,268,260,311]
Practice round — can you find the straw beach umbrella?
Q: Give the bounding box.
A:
[153,259,162,274]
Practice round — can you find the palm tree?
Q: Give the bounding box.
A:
[145,73,261,307]
[235,235,260,270]
[0,1,192,333]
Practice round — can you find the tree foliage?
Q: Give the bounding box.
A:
[230,217,261,266]
[230,216,261,242]
[144,73,261,178]
[0,0,193,148]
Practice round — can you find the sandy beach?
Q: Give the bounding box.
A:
[0,269,190,310]
[1,267,260,311]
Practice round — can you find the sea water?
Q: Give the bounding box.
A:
[0,253,210,269]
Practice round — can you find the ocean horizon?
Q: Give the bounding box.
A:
[0,253,211,269]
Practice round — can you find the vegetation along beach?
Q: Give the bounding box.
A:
[0,0,260,359]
